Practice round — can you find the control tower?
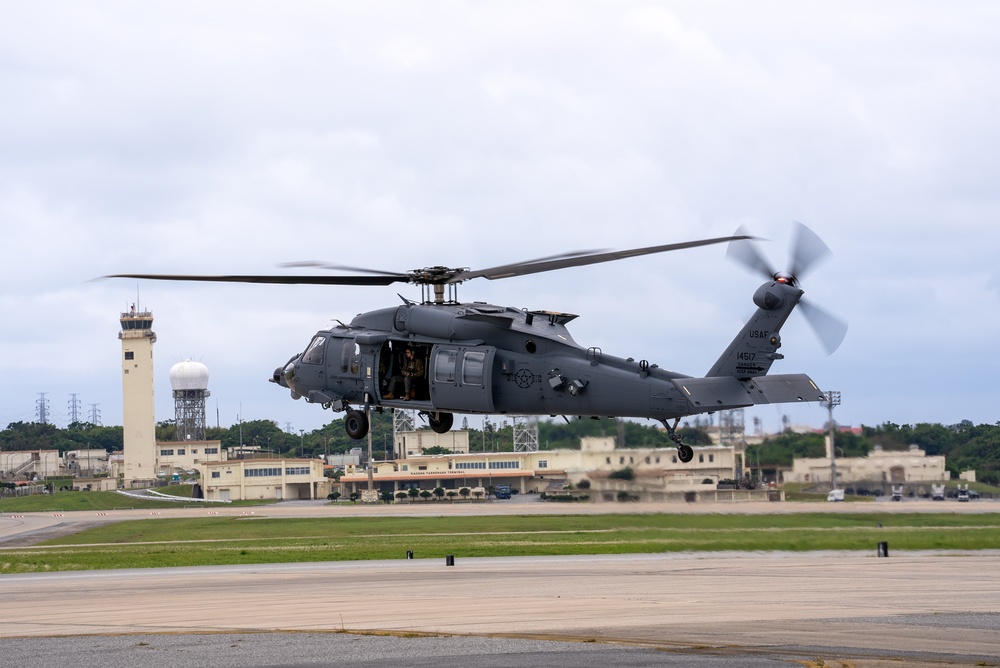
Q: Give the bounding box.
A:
[170,359,210,441]
[119,305,157,484]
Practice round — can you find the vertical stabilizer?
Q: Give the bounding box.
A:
[707,281,802,378]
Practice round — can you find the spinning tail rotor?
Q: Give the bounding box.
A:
[727,222,847,354]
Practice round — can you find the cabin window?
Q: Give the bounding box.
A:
[302,336,326,364]
[462,350,486,386]
[434,349,458,383]
[338,339,360,374]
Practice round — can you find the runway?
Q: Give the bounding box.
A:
[2,551,999,665]
[2,501,999,666]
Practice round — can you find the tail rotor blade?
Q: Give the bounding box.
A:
[726,225,775,280]
[789,221,832,280]
[799,299,848,355]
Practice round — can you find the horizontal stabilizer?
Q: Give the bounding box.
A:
[673,373,824,412]
[672,377,753,410]
[743,373,824,404]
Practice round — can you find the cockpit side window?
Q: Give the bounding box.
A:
[301,336,327,365]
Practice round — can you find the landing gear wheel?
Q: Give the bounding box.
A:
[677,444,694,463]
[427,411,454,434]
[344,409,369,440]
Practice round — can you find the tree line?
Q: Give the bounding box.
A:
[745,420,1000,485]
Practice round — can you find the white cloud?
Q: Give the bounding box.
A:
[1,1,999,434]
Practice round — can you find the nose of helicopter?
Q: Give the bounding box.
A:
[270,355,301,398]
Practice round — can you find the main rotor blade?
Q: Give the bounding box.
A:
[788,221,831,280]
[455,236,751,282]
[104,273,406,286]
[726,225,775,280]
[278,261,409,278]
[799,299,848,355]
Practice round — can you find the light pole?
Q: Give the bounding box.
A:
[4,452,18,479]
[821,391,842,490]
[367,405,374,492]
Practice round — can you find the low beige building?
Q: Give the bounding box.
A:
[64,449,110,476]
[396,429,471,457]
[199,458,330,502]
[1,450,61,480]
[339,436,755,502]
[71,477,119,492]
[155,440,227,478]
[785,444,947,485]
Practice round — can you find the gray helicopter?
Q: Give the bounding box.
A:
[109,224,845,463]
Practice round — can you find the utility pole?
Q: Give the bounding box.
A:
[36,392,50,424]
[68,393,81,424]
[821,391,842,490]
[89,403,102,426]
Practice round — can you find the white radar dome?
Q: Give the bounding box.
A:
[169,359,209,391]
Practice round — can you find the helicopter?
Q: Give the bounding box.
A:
[108,224,846,463]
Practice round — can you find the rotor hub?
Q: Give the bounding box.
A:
[773,272,798,287]
[406,266,470,285]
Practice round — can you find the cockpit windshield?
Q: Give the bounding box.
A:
[301,336,326,365]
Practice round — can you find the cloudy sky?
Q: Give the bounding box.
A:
[2,1,998,438]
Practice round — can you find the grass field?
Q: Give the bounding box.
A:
[3,512,999,574]
[0,487,265,512]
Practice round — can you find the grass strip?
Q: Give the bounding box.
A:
[2,512,998,574]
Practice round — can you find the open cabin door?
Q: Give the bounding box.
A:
[429,345,495,413]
